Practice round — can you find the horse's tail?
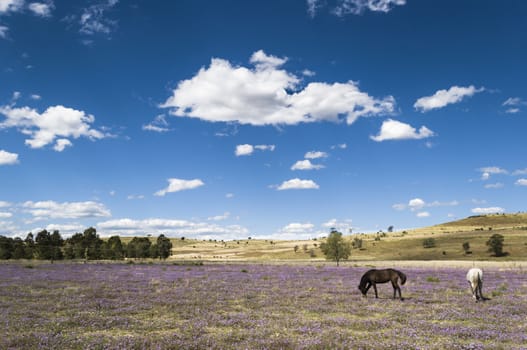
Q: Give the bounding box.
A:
[398,270,407,285]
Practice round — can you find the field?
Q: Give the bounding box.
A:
[2,261,527,349]
[167,213,527,262]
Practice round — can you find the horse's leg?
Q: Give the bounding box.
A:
[468,281,476,299]
[391,280,401,299]
[372,283,378,298]
[364,282,372,294]
[477,281,483,300]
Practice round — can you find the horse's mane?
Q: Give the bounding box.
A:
[396,270,407,285]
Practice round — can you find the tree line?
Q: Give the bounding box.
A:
[0,227,173,261]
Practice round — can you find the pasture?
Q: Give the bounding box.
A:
[1,262,527,349]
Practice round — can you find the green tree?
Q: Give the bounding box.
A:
[127,237,151,258]
[486,233,505,257]
[102,236,125,260]
[24,233,35,259]
[0,236,14,259]
[35,230,63,262]
[320,230,351,266]
[156,234,172,260]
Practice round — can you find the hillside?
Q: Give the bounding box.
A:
[169,213,527,262]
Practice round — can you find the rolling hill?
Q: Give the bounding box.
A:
[169,213,527,262]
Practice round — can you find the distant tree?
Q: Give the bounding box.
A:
[486,233,505,257]
[352,237,363,249]
[0,236,14,259]
[127,237,151,259]
[422,238,436,249]
[387,225,394,233]
[462,242,471,255]
[24,233,35,259]
[35,230,63,262]
[320,230,351,266]
[11,237,26,259]
[294,245,299,253]
[156,234,173,260]
[103,236,125,260]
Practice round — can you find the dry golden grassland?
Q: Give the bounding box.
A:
[168,213,527,262]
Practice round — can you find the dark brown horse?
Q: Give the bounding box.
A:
[358,268,406,300]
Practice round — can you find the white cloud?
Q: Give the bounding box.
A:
[332,0,406,16]
[97,217,249,239]
[291,159,325,170]
[235,144,275,156]
[79,0,119,36]
[471,207,505,215]
[305,151,328,159]
[276,178,319,190]
[0,104,106,150]
[408,198,425,211]
[208,212,230,221]
[0,0,24,13]
[0,201,11,208]
[416,211,430,218]
[23,200,111,220]
[28,2,54,17]
[142,114,171,133]
[414,85,484,112]
[0,149,19,165]
[513,168,527,176]
[479,166,508,181]
[281,222,314,233]
[515,179,527,186]
[484,182,504,189]
[53,139,72,152]
[370,119,434,142]
[30,94,41,100]
[0,25,8,38]
[0,211,12,218]
[161,50,395,126]
[394,198,458,212]
[155,178,204,196]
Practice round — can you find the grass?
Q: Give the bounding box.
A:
[2,262,527,349]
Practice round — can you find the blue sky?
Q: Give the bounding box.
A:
[1,0,527,240]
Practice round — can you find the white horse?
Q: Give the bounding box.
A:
[466,268,484,301]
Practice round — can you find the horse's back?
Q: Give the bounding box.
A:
[466,268,483,283]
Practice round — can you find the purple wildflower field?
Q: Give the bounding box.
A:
[1,262,527,349]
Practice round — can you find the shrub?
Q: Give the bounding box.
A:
[422,238,436,248]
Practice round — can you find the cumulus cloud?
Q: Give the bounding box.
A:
[0,0,24,13]
[370,119,434,142]
[28,2,54,17]
[414,85,484,112]
[235,144,275,156]
[515,179,527,186]
[97,217,249,239]
[0,149,19,165]
[291,159,325,170]
[161,50,395,126]
[393,198,458,213]
[276,178,319,190]
[471,207,505,215]
[23,200,111,220]
[0,104,107,150]
[478,166,508,181]
[155,178,204,196]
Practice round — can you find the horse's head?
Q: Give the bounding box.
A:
[358,284,366,295]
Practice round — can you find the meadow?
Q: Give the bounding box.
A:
[2,261,527,349]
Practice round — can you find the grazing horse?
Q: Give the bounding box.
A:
[358,268,406,300]
[466,268,484,301]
